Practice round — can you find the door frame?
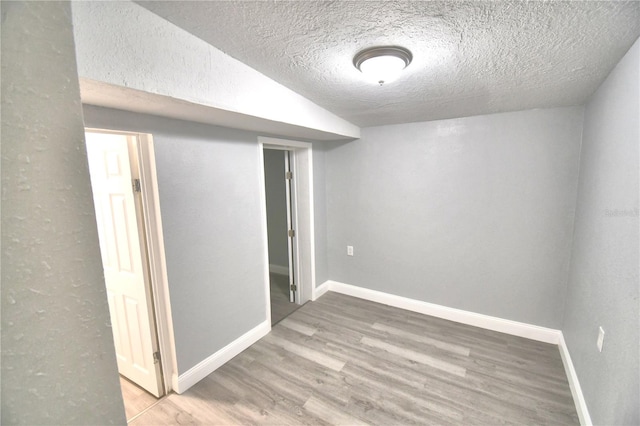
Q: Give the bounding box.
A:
[85,128,177,395]
[258,137,317,323]
[283,150,297,303]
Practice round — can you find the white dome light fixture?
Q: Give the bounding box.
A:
[354,46,412,86]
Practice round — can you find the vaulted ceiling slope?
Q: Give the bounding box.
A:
[137,1,640,127]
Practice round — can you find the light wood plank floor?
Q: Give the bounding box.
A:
[270,272,302,325]
[120,376,158,421]
[132,292,578,425]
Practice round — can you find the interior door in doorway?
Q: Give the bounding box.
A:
[85,131,163,398]
[284,151,297,303]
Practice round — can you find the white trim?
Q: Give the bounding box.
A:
[259,137,315,307]
[291,146,314,305]
[261,137,313,150]
[269,264,289,276]
[257,146,272,328]
[171,373,179,395]
[174,320,270,394]
[324,281,561,344]
[305,148,317,302]
[285,150,298,304]
[313,281,330,300]
[558,333,592,425]
[136,134,177,394]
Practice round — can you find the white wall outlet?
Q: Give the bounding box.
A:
[597,326,605,352]
[347,245,354,256]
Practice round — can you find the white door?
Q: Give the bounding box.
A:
[85,131,163,397]
[284,151,297,303]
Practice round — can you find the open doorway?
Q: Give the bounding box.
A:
[260,137,317,326]
[263,149,300,324]
[85,129,175,421]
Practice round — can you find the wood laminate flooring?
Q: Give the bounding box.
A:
[120,376,158,421]
[270,272,302,325]
[132,292,579,425]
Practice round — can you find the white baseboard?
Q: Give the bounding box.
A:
[269,264,289,276]
[558,334,592,425]
[324,281,561,344]
[313,281,330,300]
[173,320,270,394]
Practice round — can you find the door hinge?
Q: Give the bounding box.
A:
[288,229,295,237]
[290,284,297,292]
[132,178,141,193]
[153,351,160,364]
[285,171,293,180]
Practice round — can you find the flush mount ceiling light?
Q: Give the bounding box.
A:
[353,46,413,86]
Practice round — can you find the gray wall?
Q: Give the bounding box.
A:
[325,107,584,328]
[1,2,125,423]
[563,39,639,426]
[83,106,267,373]
[263,150,289,270]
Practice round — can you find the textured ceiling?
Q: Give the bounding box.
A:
[137,1,640,127]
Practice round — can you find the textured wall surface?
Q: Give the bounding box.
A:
[563,39,639,426]
[325,107,584,328]
[1,2,125,423]
[263,150,289,270]
[71,1,359,140]
[82,106,268,373]
[139,1,640,127]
